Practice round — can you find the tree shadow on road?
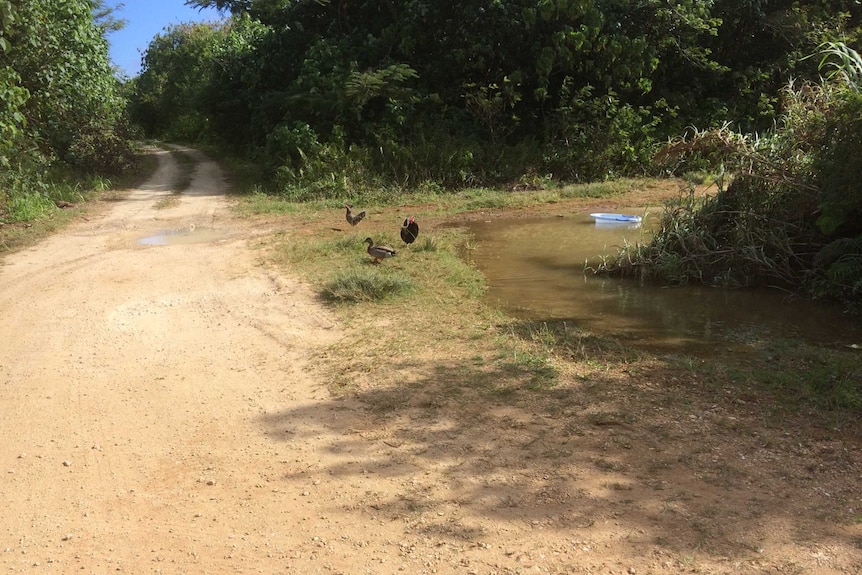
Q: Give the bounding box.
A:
[258,342,862,570]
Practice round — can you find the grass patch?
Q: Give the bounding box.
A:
[321,269,414,302]
[750,340,861,412]
[1,146,161,254]
[498,350,559,390]
[236,190,312,216]
[675,338,861,425]
[509,320,642,366]
[235,177,653,221]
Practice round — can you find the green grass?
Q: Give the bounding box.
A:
[321,269,414,302]
[673,338,861,426]
[0,146,161,254]
[268,224,484,297]
[753,340,861,412]
[233,177,653,220]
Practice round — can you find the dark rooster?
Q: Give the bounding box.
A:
[345,204,366,227]
[400,215,419,244]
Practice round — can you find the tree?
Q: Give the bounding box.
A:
[160,1,860,186]
[0,1,29,166]
[1,0,132,172]
[92,0,127,33]
[131,21,224,140]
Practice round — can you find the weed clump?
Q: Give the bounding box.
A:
[321,269,413,302]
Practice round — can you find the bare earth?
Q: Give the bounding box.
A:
[1,148,859,574]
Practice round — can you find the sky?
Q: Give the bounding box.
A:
[107,0,224,78]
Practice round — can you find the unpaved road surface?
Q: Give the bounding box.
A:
[2,148,860,575]
[1,147,345,573]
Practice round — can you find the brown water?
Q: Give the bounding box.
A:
[461,211,861,353]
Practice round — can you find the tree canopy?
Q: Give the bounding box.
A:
[1,0,133,174]
[129,0,860,192]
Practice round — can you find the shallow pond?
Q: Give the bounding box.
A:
[460,210,861,354]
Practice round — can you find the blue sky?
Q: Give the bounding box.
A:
[107,0,224,78]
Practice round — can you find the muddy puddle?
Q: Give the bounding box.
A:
[137,226,231,246]
[460,211,861,353]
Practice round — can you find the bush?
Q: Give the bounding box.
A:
[599,63,862,311]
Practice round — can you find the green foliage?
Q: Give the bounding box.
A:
[0,65,28,163]
[133,2,861,192]
[345,63,418,108]
[266,123,353,200]
[816,41,862,90]
[751,340,862,412]
[130,21,223,140]
[542,82,664,180]
[0,0,133,227]
[2,0,133,171]
[600,52,862,310]
[812,237,862,310]
[813,87,862,237]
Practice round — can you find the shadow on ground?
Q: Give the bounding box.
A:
[257,340,862,567]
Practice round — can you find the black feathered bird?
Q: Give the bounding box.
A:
[400,215,419,244]
[345,204,366,226]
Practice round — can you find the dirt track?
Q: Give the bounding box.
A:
[1,148,860,574]
[0,147,347,573]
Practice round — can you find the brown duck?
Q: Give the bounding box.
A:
[364,237,396,263]
[345,204,366,226]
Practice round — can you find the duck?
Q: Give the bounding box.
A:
[345,204,366,226]
[364,237,396,263]
[400,215,419,244]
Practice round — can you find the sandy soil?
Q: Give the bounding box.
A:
[1,148,859,574]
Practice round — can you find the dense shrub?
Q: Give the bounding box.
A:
[1,0,134,224]
[600,49,862,311]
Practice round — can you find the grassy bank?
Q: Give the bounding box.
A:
[246,183,861,426]
[265,215,861,568]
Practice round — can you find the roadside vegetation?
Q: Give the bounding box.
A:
[598,43,862,312]
[0,0,137,250]
[256,189,860,424]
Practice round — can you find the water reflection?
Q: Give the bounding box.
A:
[138,226,231,246]
[461,211,860,353]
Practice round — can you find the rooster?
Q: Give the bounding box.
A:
[345,204,366,226]
[400,215,419,244]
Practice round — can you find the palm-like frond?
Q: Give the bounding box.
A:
[816,41,862,91]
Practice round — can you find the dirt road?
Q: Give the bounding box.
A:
[0,147,348,573]
[1,148,860,574]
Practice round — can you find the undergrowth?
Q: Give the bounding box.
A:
[596,65,862,312]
